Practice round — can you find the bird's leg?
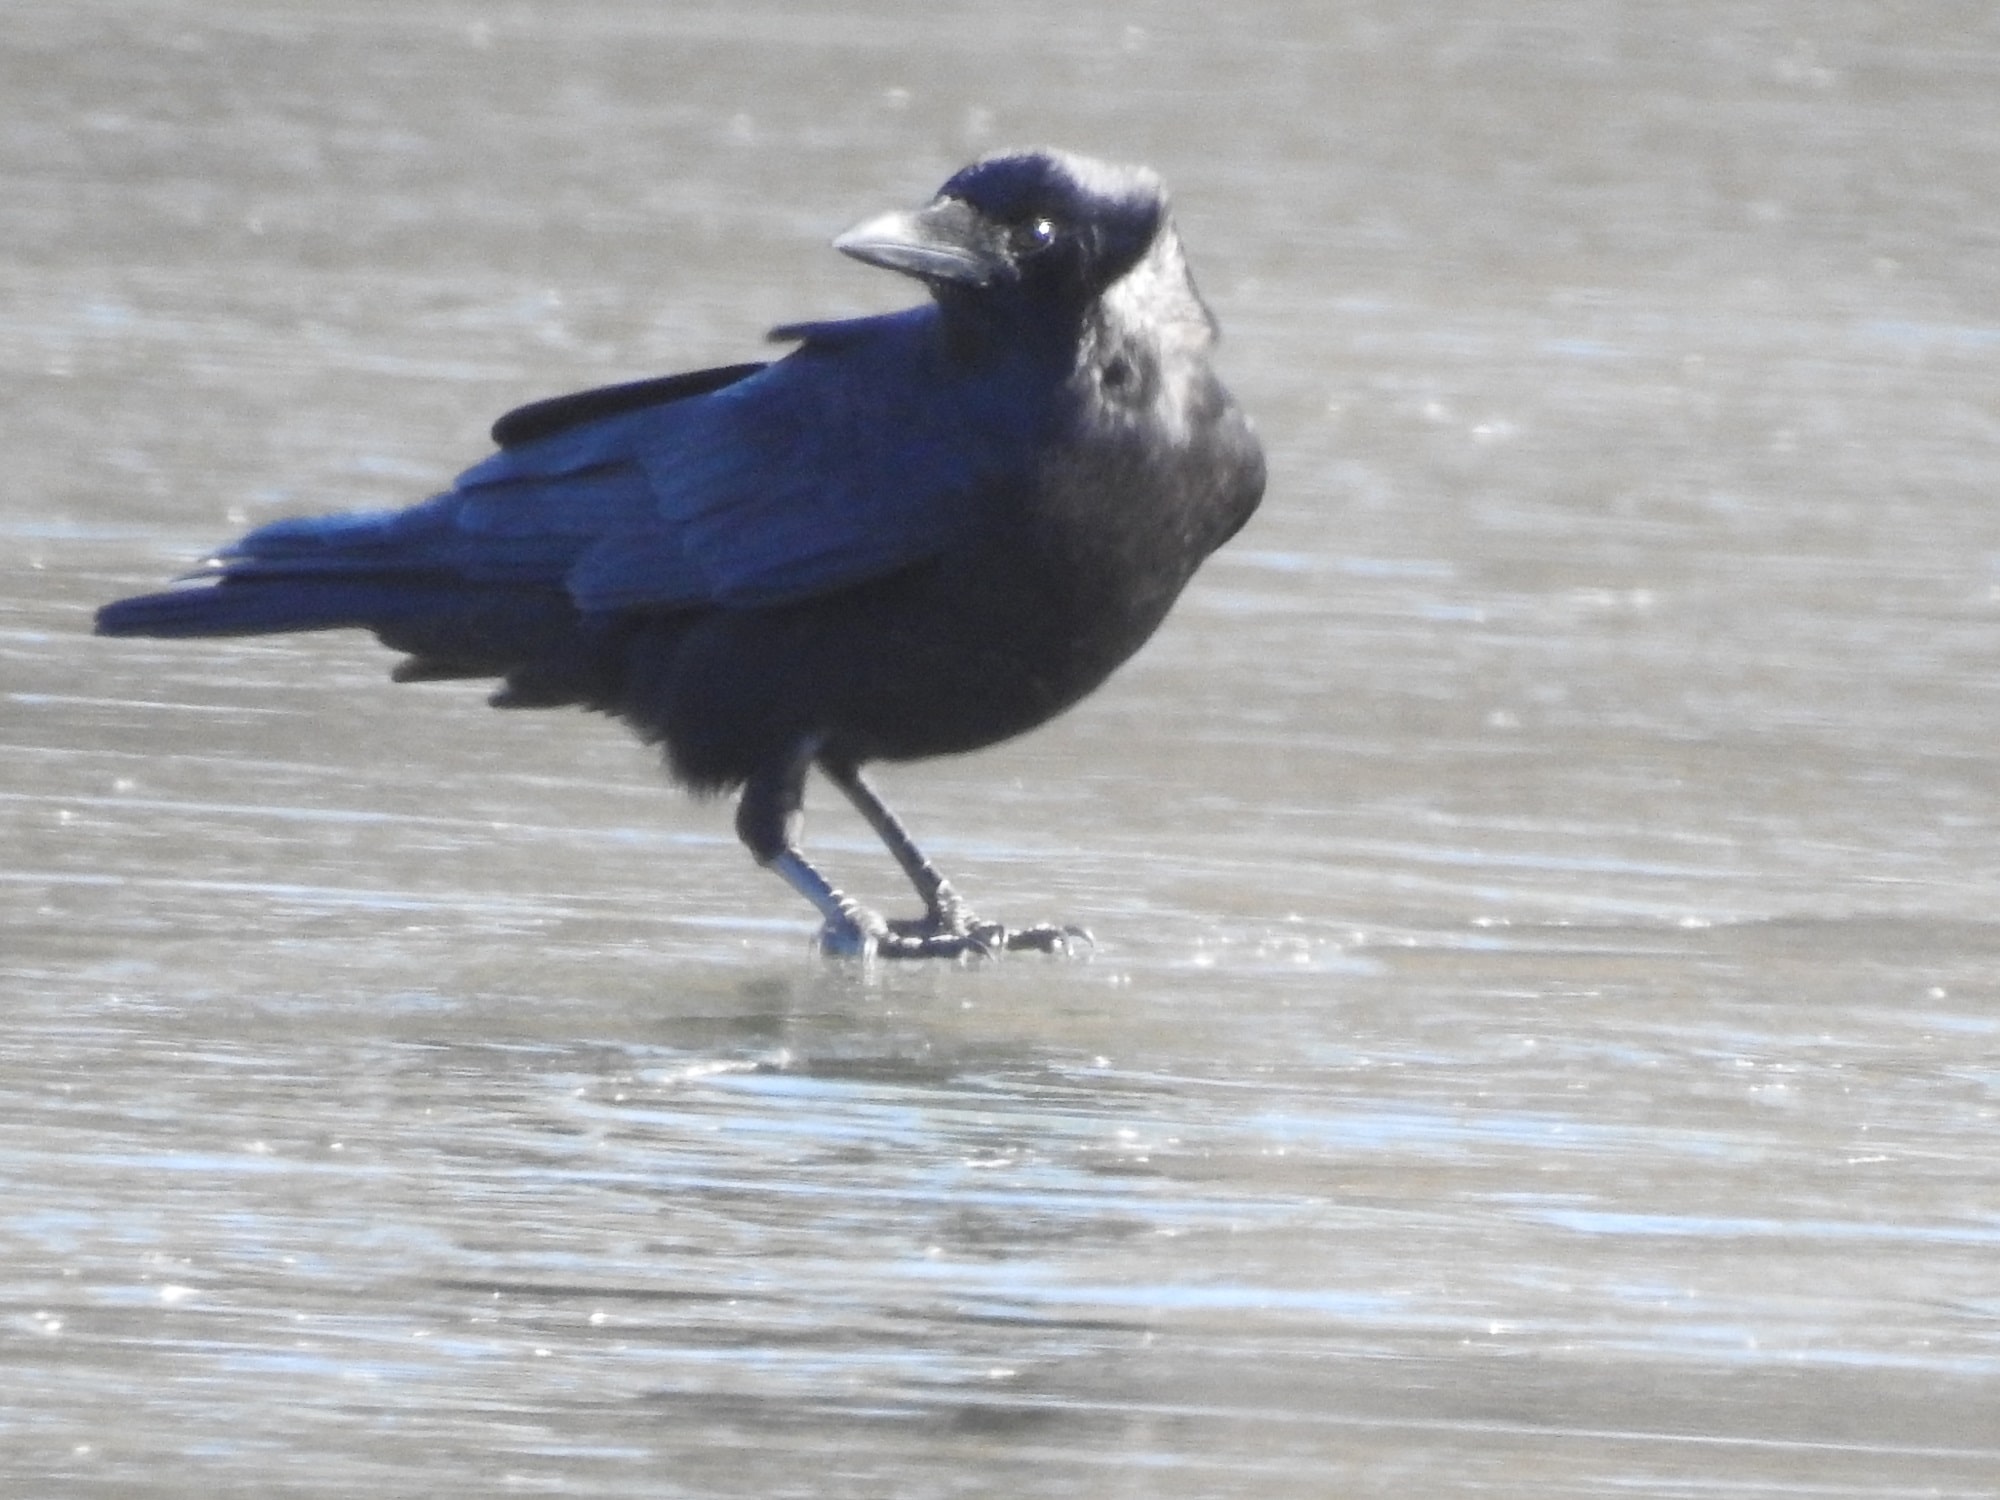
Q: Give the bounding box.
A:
[737,735,887,955]
[817,757,977,935]
[739,739,1086,959]
[737,737,994,959]
[818,755,1090,957]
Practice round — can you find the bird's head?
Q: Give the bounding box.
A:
[834,149,1168,310]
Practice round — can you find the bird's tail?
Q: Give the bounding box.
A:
[94,503,483,640]
[94,577,446,638]
[95,503,585,698]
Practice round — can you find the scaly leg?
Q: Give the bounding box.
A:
[735,738,1084,958]
[816,756,975,933]
[819,753,1088,957]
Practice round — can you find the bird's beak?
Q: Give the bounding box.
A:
[833,197,1010,287]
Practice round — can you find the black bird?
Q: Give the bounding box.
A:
[96,149,1266,957]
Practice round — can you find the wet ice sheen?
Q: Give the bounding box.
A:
[8,1,2000,1496]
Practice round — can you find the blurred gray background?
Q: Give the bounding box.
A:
[5,2,1999,1495]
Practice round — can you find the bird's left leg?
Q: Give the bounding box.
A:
[817,754,1088,956]
[817,755,977,935]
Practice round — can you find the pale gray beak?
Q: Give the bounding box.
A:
[833,198,1011,287]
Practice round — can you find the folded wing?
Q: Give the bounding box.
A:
[98,307,1045,651]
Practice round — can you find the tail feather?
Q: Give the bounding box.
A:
[94,457,649,677]
[93,578,445,638]
[93,488,598,641]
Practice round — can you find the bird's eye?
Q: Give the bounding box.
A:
[1011,216,1059,256]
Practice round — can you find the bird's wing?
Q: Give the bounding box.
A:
[450,307,1041,612]
[204,309,1043,616]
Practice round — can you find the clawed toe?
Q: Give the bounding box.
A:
[992,922,1092,955]
[815,911,1090,961]
[812,920,989,960]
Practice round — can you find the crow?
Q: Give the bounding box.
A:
[96,148,1266,958]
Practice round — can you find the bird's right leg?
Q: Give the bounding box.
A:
[737,734,876,952]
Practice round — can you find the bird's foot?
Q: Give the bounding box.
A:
[981,921,1094,956]
[815,909,1092,961]
[895,915,1092,958]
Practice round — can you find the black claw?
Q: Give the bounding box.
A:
[1000,923,1093,954]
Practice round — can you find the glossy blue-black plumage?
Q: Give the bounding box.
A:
[96,149,1265,956]
[101,307,1056,627]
